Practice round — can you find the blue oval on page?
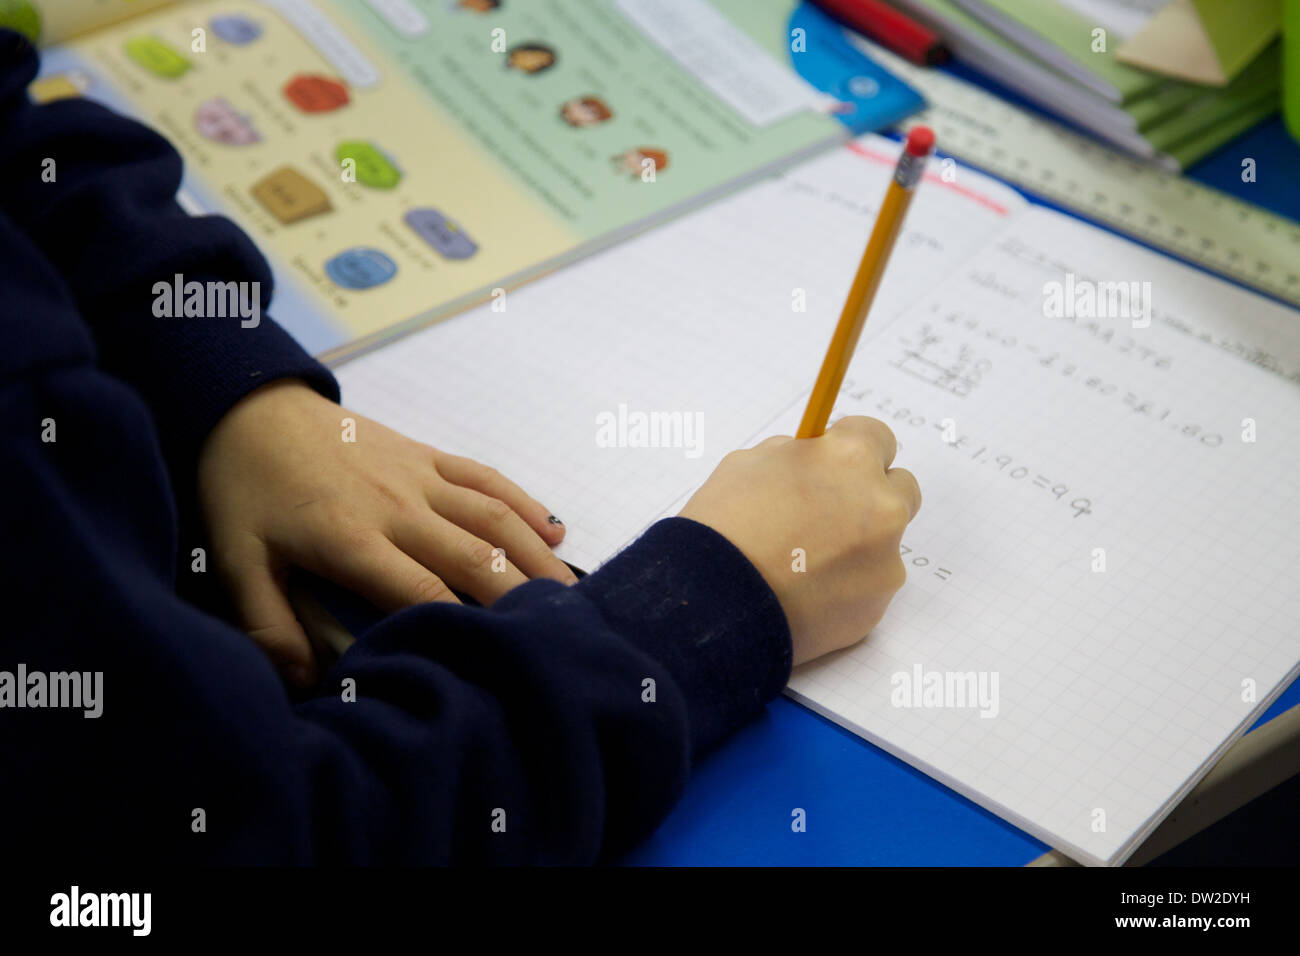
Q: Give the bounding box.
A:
[211,15,263,45]
[404,208,478,260]
[325,248,397,290]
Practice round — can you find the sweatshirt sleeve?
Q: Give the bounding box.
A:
[0,191,793,861]
[1,350,791,864]
[0,29,339,476]
[0,30,795,864]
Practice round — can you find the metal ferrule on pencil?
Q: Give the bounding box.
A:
[894,149,929,190]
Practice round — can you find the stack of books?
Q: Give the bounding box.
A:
[886,0,1281,168]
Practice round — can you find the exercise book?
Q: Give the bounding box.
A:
[335,133,1300,865]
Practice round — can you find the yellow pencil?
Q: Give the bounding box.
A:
[797,126,935,438]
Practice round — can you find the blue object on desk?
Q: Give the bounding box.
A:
[786,1,925,134]
[625,36,1300,868]
[623,696,1048,866]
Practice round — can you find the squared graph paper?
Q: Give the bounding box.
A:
[338,136,1300,865]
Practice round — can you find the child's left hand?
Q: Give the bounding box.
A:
[197,380,577,686]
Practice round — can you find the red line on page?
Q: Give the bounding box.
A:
[845,140,1012,216]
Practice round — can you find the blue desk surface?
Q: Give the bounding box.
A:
[624,75,1300,867]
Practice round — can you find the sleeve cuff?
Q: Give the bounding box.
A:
[573,516,793,759]
[142,302,340,466]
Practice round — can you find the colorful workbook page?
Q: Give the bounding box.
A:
[336,132,1300,865]
[4,0,174,45]
[34,0,923,356]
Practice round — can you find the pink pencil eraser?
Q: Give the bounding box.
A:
[905,126,935,157]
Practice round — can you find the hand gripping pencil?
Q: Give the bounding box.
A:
[796,126,935,439]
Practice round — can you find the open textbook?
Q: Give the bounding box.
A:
[19,0,923,356]
[336,133,1300,866]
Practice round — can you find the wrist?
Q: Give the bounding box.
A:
[572,517,793,759]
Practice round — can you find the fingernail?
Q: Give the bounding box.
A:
[548,514,563,526]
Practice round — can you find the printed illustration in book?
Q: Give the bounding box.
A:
[15,0,923,357]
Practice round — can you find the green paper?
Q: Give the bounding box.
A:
[1165,93,1280,167]
[1145,86,1277,152]
[1140,42,1281,144]
[1126,82,1207,131]
[961,0,1162,102]
[1283,0,1300,142]
[1193,0,1281,81]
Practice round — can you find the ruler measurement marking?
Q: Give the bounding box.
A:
[856,39,1300,308]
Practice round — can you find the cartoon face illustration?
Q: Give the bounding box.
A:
[560,96,612,127]
[456,0,500,11]
[506,44,557,74]
[612,147,669,178]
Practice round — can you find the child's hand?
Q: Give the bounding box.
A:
[679,416,920,666]
[197,380,577,686]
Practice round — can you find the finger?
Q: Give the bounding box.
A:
[432,451,565,545]
[886,467,922,520]
[222,551,318,687]
[827,415,898,468]
[755,434,794,448]
[294,530,462,613]
[428,486,579,586]
[392,511,534,606]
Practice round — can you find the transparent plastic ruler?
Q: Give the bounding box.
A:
[856,39,1300,307]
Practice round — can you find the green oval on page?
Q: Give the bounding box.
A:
[0,0,42,45]
[335,140,402,189]
[125,36,192,79]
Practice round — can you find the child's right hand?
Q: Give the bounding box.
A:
[678,416,920,666]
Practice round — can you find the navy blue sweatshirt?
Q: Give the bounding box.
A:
[0,31,791,864]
